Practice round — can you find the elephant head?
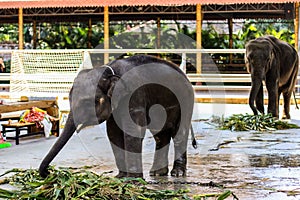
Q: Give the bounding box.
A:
[39,65,120,177]
[72,66,121,132]
[245,38,277,116]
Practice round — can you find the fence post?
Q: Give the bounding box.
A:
[196,4,202,74]
[18,8,24,50]
[104,6,109,64]
[294,2,299,51]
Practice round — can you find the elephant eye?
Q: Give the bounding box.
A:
[95,93,103,101]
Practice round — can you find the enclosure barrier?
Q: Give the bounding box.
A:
[0,49,299,104]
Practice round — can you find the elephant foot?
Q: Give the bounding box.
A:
[149,167,169,176]
[127,172,144,178]
[170,161,186,177]
[282,113,291,120]
[115,171,127,178]
[116,171,144,178]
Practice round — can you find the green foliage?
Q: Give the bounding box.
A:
[213,113,299,132]
[0,167,235,200]
[37,22,104,49]
[202,24,228,49]
[0,24,18,43]
[0,19,295,50]
[193,190,233,200]
[238,19,295,45]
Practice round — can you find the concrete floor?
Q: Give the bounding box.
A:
[1,103,300,200]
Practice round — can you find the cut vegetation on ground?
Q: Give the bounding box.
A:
[209,113,299,132]
[0,166,237,200]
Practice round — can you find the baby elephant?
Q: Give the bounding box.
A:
[39,55,195,178]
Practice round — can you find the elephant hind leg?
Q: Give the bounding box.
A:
[170,127,189,177]
[171,152,187,177]
[149,129,171,176]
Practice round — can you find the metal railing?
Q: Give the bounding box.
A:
[0,49,299,101]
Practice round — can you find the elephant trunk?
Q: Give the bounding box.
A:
[249,78,262,115]
[39,111,76,178]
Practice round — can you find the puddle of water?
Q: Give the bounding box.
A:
[184,154,300,199]
[183,121,300,199]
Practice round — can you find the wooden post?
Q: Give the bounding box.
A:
[88,18,92,49]
[157,17,161,49]
[33,20,37,49]
[196,4,202,74]
[294,2,299,51]
[295,3,300,94]
[228,18,233,64]
[104,6,109,64]
[18,8,24,50]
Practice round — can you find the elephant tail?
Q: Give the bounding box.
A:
[292,55,299,110]
[293,90,299,109]
[190,125,197,149]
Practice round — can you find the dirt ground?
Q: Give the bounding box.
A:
[1,103,300,200]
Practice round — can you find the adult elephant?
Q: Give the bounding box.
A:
[39,55,195,178]
[245,35,298,119]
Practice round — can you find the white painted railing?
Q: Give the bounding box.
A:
[0,49,299,100]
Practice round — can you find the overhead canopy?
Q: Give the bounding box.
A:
[0,3,296,22]
[0,0,299,8]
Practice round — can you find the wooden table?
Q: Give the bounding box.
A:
[2,122,40,145]
[2,119,60,145]
[0,100,60,144]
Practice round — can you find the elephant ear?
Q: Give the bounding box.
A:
[98,68,119,96]
[98,67,129,104]
[265,38,279,72]
[98,67,130,110]
[267,51,276,72]
[245,54,251,74]
[107,76,120,98]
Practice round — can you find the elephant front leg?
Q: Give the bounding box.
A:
[122,109,146,178]
[266,79,279,118]
[107,116,145,178]
[149,130,171,176]
[107,117,127,178]
[255,83,264,114]
[124,133,144,178]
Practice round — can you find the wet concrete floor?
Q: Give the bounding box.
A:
[1,103,300,199]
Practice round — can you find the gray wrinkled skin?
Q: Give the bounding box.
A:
[245,35,298,119]
[39,55,194,178]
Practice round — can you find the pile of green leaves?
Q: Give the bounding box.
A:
[215,113,299,131]
[0,166,234,200]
